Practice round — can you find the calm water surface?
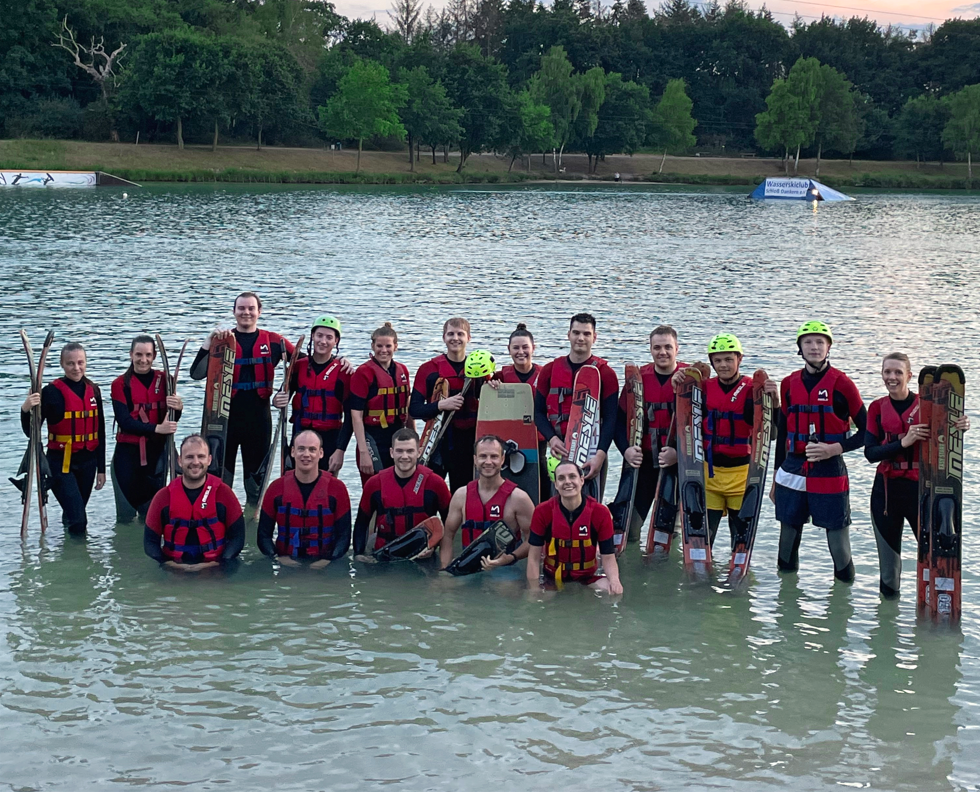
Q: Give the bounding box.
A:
[1,184,979,790]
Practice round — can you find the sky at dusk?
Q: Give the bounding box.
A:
[335,0,980,37]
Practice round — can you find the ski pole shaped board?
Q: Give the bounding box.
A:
[729,369,773,584]
[17,330,37,537]
[565,364,601,501]
[677,362,711,574]
[916,366,937,610]
[645,413,678,557]
[202,338,235,478]
[610,361,643,554]
[476,382,540,504]
[928,364,965,621]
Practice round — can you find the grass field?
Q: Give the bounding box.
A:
[0,139,974,189]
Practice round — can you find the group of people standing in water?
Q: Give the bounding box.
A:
[19,291,969,600]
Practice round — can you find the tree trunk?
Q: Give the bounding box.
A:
[659,148,667,174]
[416,141,420,163]
[356,138,362,174]
[526,155,531,174]
[408,133,414,172]
[783,147,789,175]
[916,152,920,169]
[815,142,821,177]
[969,151,973,181]
[177,116,184,150]
[793,144,800,175]
[443,145,449,164]
[257,123,263,151]
[508,154,516,172]
[212,119,219,153]
[558,142,566,171]
[542,151,547,166]
[432,145,437,165]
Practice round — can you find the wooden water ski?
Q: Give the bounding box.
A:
[610,361,643,554]
[916,366,937,610]
[677,362,711,575]
[645,413,678,557]
[564,364,601,501]
[476,382,540,504]
[33,330,56,532]
[420,377,471,467]
[17,330,37,537]
[201,338,236,478]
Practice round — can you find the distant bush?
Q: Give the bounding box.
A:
[6,99,84,140]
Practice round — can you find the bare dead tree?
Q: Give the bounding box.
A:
[53,17,126,102]
[388,0,423,43]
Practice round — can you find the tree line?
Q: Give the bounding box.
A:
[2,0,979,169]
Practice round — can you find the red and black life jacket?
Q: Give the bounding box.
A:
[703,375,753,473]
[374,465,438,548]
[460,479,518,547]
[783,367,853,455]
[274,470,339,558]
[161,474,227,563]
[640,361,687,453]
[544,356,607,439]
[497,364,543,441]
[542,496,601,585]
[114,370,168,465]
[48,378,100,472]
[432,354,479,430]
[363,358,411,429]
[869,394,920,480]
[291,356,345,432]
[233,329,278,400]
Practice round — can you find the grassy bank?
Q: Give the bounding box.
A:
[0,139,975,190]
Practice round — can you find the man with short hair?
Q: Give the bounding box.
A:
[534,313,619,497]
[189,291,295,503]
[144,434,245,569]
[526,460,624,594]
[257,429,352,568]
[353,428,451,562]
[439,434,535,570]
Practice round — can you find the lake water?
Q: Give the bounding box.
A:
[1,183,979,790]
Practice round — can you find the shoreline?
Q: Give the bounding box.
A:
[1,139,977,191]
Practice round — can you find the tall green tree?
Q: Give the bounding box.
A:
[442,44,512,172]
[894,94,949,165]
[572,66,607,160]
[943,83,980,179]
[398,65,462,169]
[813,63,862,175]
[501,89,554,171]
[318,59,407,172]
[529,46,581,173]
[652,78,696,173]
[581,72,652,172]
[754,57,822,173]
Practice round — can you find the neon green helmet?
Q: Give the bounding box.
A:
[311,315,342,338]
[464,349,496,379]
[547,453,561,482]
[707,333,743,356]
[796,320,833,344]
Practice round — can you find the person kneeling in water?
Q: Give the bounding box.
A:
[144,434,245,570]
[526,460,623,594]
[440,434,535,571]
[257,429,352,569]
[864,353,969,597]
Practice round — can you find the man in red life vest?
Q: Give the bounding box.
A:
[144,434,245,570]
[771,321,866,583]
[257,429,352,568]
[526,459,624,594]
[535,313,619,498]
[352,428,451,563]
[439,434,536,570]
[615,324,685,540]
[189,291,294,504]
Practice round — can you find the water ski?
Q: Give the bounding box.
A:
[609,361,643,554]
[565,364,601,501]
[728,369,773,584]
[476,383,539,504]
[445,520,520,576]
[373,516,444,562]
[677,362,711,575]
[644,414,678,558]
[418,377,451,467]
[916,366,938,609]
[928,364,965,621]
[201,338,235,478]
[256,336,305,508]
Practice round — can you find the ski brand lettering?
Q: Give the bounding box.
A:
[219,345,234,418]
[731,381,747,403]
[490,505,501,518]
[201,484,213,509]
[691,386,704,464]
[260,344,270,355]
[413,473,424,494]
[947,390,964,476]
[818,389,829,401]
[578,525,589,537]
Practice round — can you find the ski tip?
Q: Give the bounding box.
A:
[43,330,55,345]
[918,365,938,386]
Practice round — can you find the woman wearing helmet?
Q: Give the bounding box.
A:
[409,318,486,492]
[771,321,867,583]
[273,315,353,473]
[701,333,756,550]
[350,322,413,484]
[864,353,969,598]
